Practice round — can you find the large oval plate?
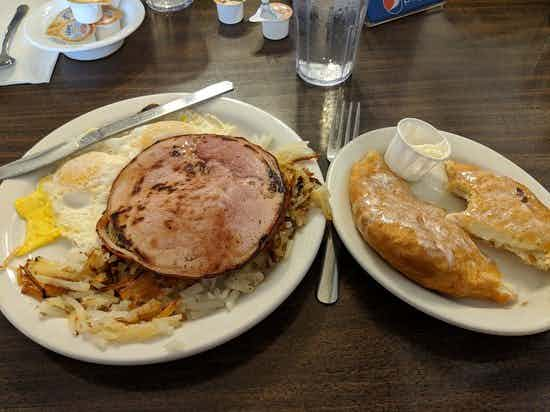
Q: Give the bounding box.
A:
[0,95,325,364]
[328,127,550,336]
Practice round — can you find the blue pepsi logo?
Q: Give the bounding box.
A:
[383,0,403,14]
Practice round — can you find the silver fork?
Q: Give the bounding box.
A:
[317,101,361,304]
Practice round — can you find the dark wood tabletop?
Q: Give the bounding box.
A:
[1,0,549,410]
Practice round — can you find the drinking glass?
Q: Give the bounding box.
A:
[295,0,367,87]
[145,0,193,13]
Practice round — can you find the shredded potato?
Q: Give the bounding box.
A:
[311,186,332,220]
[34,275,90,292]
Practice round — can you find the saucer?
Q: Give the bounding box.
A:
[24,0,144,61]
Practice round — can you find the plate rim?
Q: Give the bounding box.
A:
[327,126,550,336]
[24,0,145,53]
[0,93,326,365]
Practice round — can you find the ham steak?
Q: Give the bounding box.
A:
[96,134,287,278]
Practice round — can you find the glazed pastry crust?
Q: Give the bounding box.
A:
[349,151,515,304]
[445,160,550,271]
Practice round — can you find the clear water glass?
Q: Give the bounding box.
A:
[295,0,367,87]
[145,0,193,13]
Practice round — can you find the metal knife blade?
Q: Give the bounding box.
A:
[0,81,234,180]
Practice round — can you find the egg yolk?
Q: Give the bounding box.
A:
[14,181,61,256]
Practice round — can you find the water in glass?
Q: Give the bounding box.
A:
[145,0,193,13]
[295,0,367,87]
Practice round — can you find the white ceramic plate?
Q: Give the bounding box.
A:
[328,127,550,336]
[24,0,145,60]
[0,95,325,365]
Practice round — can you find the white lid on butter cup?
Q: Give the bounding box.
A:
[215,0,244,25]
[68,2,103,24]
[270,2,292,20]
[384,118,451,182]
[261,3,292,40]
[47,19,96,43]
[95,5,123,39]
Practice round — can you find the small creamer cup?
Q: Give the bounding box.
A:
[262,19,288,40]
[95,5,123,40]
[384,118,451,182]
[215,1,244,25]
[68,2,103,24]
[46,18,96,43]
[262,2,292,40]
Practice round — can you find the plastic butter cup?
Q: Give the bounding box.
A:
[384,118,451,182]
[95,5,123,40]
[215,0,244,25]
[46,18,96,44]
[262,2,292,40]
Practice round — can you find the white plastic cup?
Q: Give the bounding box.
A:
[68,2,103,24]
[216,2,244,25]
[96,19,121,39]
[262,19,288,40]
[95,5,123,40]
[384,118,451,182]
[261,2,291,40]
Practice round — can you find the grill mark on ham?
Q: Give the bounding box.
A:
[169,145,182,157]
[151,182,177,193]
[131,176,145,195]
[97,134,288,279]
[151,159,164,169]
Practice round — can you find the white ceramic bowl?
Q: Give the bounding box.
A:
[384,118,451,182]
[24,0,145,61]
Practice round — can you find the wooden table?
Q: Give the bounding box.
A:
[1,0,549,410]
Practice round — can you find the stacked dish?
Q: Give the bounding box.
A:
[24,0,144,60]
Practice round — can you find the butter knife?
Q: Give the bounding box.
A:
[0,81,234,180]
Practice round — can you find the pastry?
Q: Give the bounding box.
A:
[349,151,515,303]
[445,160,550,271]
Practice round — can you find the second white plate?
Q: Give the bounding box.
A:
[327,127,550,336]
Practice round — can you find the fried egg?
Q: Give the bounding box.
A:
[41,151,128,257]
[14,179,61,256]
